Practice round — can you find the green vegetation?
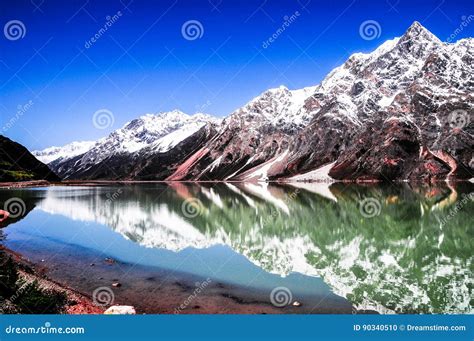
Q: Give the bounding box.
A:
[0,169,36,181]
[0,249,67,314]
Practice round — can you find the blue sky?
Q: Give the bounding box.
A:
[0,0,473,150]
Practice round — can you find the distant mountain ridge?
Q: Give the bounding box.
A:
[32,22,473,182]
[33,110,221,180]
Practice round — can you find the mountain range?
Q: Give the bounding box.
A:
[10,22,474,182]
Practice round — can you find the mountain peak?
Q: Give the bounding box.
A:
[400,21,441,43]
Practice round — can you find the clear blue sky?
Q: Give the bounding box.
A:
[0,0,473,150]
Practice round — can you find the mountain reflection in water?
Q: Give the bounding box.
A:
[0,182,472,314]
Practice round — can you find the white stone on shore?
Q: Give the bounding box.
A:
[104,305,136,315]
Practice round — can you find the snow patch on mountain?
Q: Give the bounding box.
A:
[32,141,96,164]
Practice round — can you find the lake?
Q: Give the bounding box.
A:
[0,182,472,314]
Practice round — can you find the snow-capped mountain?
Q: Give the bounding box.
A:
[169,22,473,181]
[36,22,473,182]
[33,141,96,164]
[40,110,221,180]
[167,85,317,180]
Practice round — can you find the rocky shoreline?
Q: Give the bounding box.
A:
[0,245,103,315]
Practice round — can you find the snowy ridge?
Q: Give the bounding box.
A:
[32,141,96,164]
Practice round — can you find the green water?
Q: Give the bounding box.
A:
[0,182,472,314]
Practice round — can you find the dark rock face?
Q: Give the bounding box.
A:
[57,124,219,180]
[0,135,59,182]
[168,21,474,182]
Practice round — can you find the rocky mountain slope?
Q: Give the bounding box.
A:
[34,111,220,180]
[0,135,59,182]
[34,22,472,182]
[170,22,473,182]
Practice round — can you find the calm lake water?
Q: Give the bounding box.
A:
[0,182,472,314]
